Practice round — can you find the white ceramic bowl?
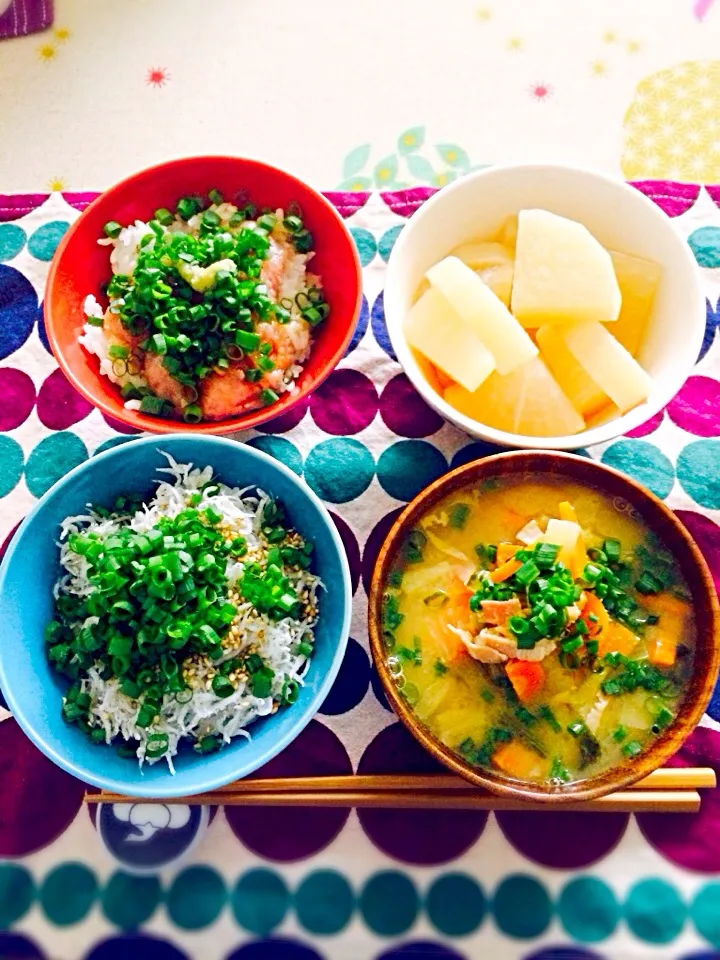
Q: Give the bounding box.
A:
[384,164,705,450]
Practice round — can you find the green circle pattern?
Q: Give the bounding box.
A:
[8,863,720,945]
[0,864,34,928]
[166,866,226,930]
[25,432,88,498]
[304,437,375,503]
[360,871,419,936]
[0,436,24,498]
[350,227,377,267]
[691,882,720,947]
[248,435,303,476]
[677,439,720,509]
[493,874,552,939]
[624,878,686,944]
[601,439,675,500]
[0,223,26,262]
[102,872,162,929]
[27,220,70,261]
[377,439,447,501]
[558,877,619,943]
[40,863,97,926]
[294,870,354,935]
[426,873,486,936]
[94,436,138,456]
[231,869,289,935]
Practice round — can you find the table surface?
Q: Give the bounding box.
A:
[2,3,720,960]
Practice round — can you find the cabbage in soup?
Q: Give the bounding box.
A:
[382,477,694,785]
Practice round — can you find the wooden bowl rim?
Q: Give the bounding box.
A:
[368,451,720,803]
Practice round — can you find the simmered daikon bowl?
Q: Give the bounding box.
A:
[384,165,704,449]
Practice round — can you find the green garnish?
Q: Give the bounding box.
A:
[449,503,471,529]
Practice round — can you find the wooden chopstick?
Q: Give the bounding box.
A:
[84,766,716,807]
[85,787,702,813]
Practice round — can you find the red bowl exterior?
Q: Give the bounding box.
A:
[45,156,363,434]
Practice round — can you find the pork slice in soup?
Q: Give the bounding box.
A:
[382,478,694,785]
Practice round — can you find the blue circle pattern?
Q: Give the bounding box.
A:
[0,264,38,360]
[371,291,395,360]
[350,227,377,268]
[319,637,370,715]
[37,301,52,354]
[345,293,369,356]
[27,221,69,261]
[688,227,720,268]
[247,436,303,476]
[699,296,720,362]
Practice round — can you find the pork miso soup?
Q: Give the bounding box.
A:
[382,477,695,785]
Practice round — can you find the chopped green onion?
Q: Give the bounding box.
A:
[636,571,663,595]
[103,221,122,239]
[567,721,586,738]
[449,503,471,529]
[622,740,643,758]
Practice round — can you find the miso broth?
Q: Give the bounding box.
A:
[382,477,695,785]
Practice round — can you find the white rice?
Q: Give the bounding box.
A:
[54,455,322,770]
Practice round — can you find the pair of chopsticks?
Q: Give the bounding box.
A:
[85,767,716,813]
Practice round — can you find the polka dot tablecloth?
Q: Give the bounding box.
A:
[0,184,720,960]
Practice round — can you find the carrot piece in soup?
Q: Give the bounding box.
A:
[496,542,519,564]
[558,501,578,523]
[647,628,677,666]
[429,578,474,663]
[505,660,545,702]
[490,558,522,583]
[493,741,544,779]
[580,593,609,638]
[597,621,639,658]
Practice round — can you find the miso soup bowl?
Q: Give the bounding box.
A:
[368,451,720,803]
[384,164,705,450]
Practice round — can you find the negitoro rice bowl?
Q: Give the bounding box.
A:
[45,455,322,769]
[80,189,329,424]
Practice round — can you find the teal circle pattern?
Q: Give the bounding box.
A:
[304,438,375,503]
[379,225,404,262]
[94,436,138,456]
[425,873,486,936]
[25,431,88,498]
[248,435,303,476]
[350,227,377,267]
[691,882,720,947]
[677,439,720,509]
[377,439,447,501]
[166,866,226,930]
[294,870,354,935]
[0,224,26,262]
[0,864,34,928]
[493,874,552,939]
[27,220,70,261]
[688,226,720,268]
[0,436,24,497]
[558,877,619,943]
[40,863,97,926]
[624,878,686,944]
[231,869,289,935]
[601,439,675,499]
[101,872,162,930]
[360,871,419,936]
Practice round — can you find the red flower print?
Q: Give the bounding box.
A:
[146,67,170,88]
[530,82,553,101]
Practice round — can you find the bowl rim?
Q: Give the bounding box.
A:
[0,433,353,797]
[384,162,706,450]
[44,154,363,436]
[368,450,720,803]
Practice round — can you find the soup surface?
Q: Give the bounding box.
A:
[382,476,694,785]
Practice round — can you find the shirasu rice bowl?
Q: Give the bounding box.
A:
[45,455,322,770]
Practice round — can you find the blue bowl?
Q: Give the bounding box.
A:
[0,435,351,798]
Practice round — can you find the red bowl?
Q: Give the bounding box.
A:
[45,156,363,434]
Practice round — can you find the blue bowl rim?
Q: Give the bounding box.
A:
[0,433,353,797]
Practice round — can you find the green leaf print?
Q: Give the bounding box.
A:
[397,126,426,154]
[406,154,437,183]
[342,144,371,179]
[374,155,399,188]
[337,176,373,191]
[436,144,470,169]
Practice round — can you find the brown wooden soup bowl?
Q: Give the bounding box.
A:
[368,451,720,803]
